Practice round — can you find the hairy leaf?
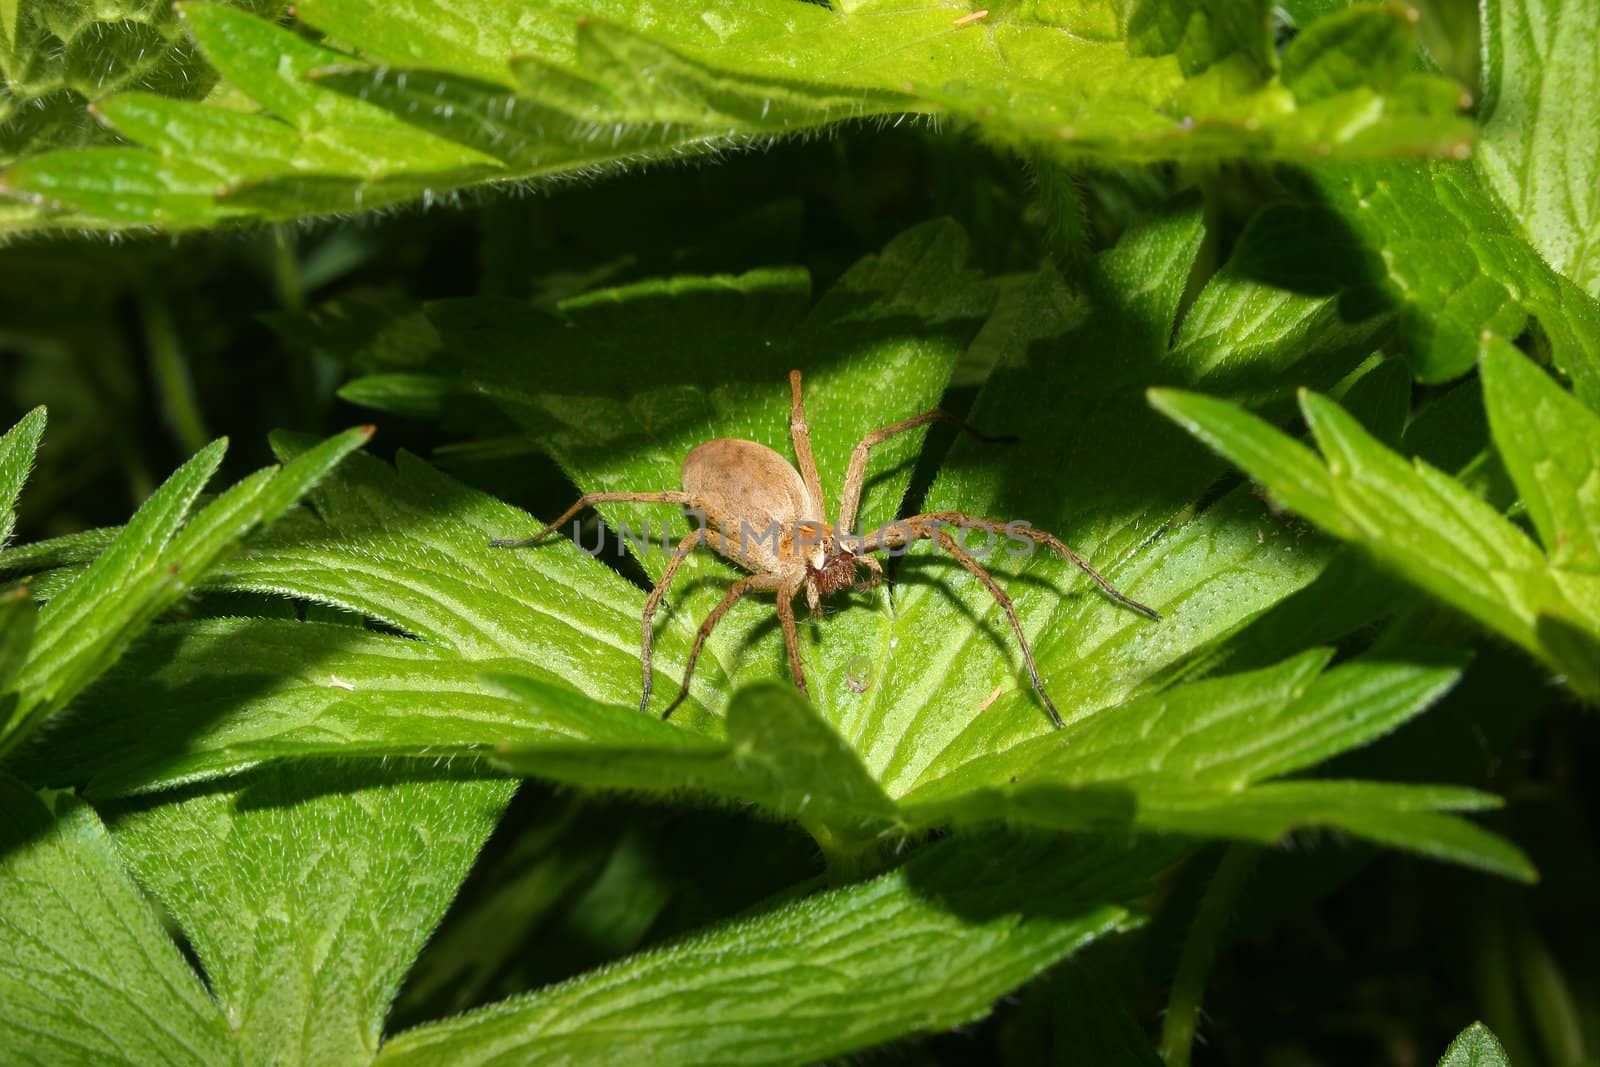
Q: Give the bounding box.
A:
[107,764,516,1067]
[1437,1022,1512,1067]
[373,833,1179,1067]
[1152,358,1600,701]
[0,774,237,1066]
[0,425,371,759]
[1303,163,1600,399]
[2,1,1473,231]
[0,405,44,547]
[1480,340,1600,572]
[1478,0,1600,300]
[18,218,1522,878]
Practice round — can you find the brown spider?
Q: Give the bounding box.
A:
[490,370,1159,727]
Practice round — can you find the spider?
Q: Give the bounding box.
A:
[490,370,1159,727]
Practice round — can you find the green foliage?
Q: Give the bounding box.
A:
[1439,1023,1512,1067]
[2,0,1597,1062]
[1152,339,1600,702]
[374,833,1177,1067]
[1477,0,1600,300]
[0,774,238,1066]
[1284,0,1600,399]
[109,765,517,1067]
[0,0,1474,232]
[0,424,372,759]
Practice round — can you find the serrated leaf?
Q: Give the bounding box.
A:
[0,0,281,159]
[0,4,502,226]
[24,220,1524,882]
[1480,339,1600,572]
[302,0,1470,164]
[0,773,238,1066]
[1304,162,1600,399]
[490,677,901,844]
[107,763,516,1067]
[1437,1022,1512,1067]
[0,405,44,547]
[373,833,1179,1067]
[1153,384,1600,702]
[1478,0,1600,300]
[0,0,288,230]
[0,425,371,759]
[3,1,1474,231]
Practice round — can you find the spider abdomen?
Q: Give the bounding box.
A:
[682,438,826,572]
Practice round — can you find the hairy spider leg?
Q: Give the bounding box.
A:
[788,370,827,518]
[639,528,706,714]
[861,513,1156,728]
[487,491,698,548]
[894,512,1160,621]
[837,411,1016,536]
[661,571,796,720]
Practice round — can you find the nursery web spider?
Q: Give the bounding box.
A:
[490,370,1159,727]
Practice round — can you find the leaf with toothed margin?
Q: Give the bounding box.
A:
[0,407,45,549]
[16,217,1530,882]
[0,425,372,760]
[2,0,1474,231]
[0,2,500,227]
[106,762,517,1067]
[0,775,239,1066]
[1153,345,1600,702]
[488,677,902,843]
[1436,1023,1512,1067]
[372,832,1183,1067]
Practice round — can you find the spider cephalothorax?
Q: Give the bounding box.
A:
[807,545,880,601]
[491,370,1159,728]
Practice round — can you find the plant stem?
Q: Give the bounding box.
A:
[270,224,305,314]
[1160,845,1260,1067]
[269,224,322,425]
[138,289,210,456]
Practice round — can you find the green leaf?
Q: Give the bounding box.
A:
[107,764,516,1067]
[1304,162,1600,399]
[0,4,503,227]
[29,221,1523,881]
[1281,3,1416,105]
[1438,1022,1512,1067]
[0,583,33,696]
[0,405,44,548]
[1480,339,1600,572]
[1478,0,1600,300]
[1152,383,1600,702]
[0,773,237,1066]
[489,677,901,844]
[0,1,279,160]
[14,618,526,795]
[300,0,1470,165]
[3,1,1473,230]
[373,833,1179,1067]
[0,0,287,229]
[0,425,372,759]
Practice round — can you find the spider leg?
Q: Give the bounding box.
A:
[837,411,1016,535]
[488,491,698,548]
[925,526,1065,729]
[788,370,827,519]
[639,529,706,714]
[854,554,884,592]
[878,512,1160,621]
[775,577,809,697]
[661,571,786,721]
